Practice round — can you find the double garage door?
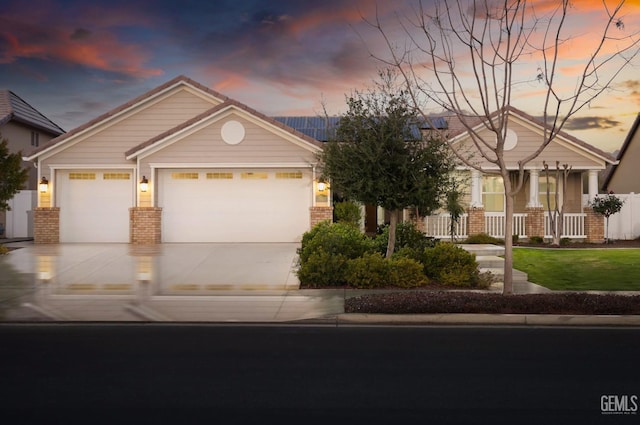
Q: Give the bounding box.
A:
[158,169,312,243]
[58,168,312,243]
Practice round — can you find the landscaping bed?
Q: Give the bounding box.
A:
[345,291,640,315]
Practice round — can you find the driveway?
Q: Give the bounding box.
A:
[0,242,345,322]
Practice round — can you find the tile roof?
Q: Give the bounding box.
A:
[0,90,65,136]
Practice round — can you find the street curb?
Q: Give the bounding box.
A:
[335,313,640,326]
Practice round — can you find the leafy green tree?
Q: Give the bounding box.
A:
[591,193,625,243]
[321,70,454,257]
[0,135,29,211]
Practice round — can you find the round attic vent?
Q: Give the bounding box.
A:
[504,129,518,151]
[221,120,245,145]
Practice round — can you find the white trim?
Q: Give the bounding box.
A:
[126,105,322,160]
[148,162,314,169]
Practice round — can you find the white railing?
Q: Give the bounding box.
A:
[484,212,527,238]
[544,212,586,239]
[423,213,468,239]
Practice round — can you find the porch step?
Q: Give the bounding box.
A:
[459,244,505,257]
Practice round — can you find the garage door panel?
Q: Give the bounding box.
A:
[58,170,133,243]
[160,169,311,242]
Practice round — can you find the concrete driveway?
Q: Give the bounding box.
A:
[0,242,345,322]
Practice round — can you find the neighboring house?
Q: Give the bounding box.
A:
[0,90,65,238]
[24,76,330,244]
[602,113,640,194]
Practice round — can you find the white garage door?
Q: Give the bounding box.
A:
[159,169,311,242]
[58,170,134,243]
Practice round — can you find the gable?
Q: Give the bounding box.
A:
[138,108,321,166]
[452,112,612,170]
[38,85,222,167]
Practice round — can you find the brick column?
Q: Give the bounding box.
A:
[130,207,162,244]
[584,207,604,243]
[34,207,60,244]
[467,207,485,236]
[525,207,544,239]
[309,206,333,228]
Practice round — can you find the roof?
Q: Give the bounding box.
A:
[272,116,340,142]
[446,105,616,163]
[0,90,65,136]
[601,112,640,190]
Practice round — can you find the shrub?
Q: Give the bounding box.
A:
[560,237,571,246]
[528,236,544,244]
[334,201,361,227]
[374,221,436,255]
[512,234,520,244]
[297,249,351,287]
[0,245,8,255]
[421,242,480,287]
[388,256,429,288]
[297,221,374,286]
[464,233,503,245]
[345,252,390,289]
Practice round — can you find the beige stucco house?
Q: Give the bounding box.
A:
[24,76,332,244]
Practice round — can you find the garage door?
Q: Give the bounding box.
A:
[159,169,311,242]
[58,170,134,243]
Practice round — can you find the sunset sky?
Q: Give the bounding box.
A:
[1,0,639,153]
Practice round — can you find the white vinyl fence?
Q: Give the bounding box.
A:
[604,193,640,240]
[4,190,36,238]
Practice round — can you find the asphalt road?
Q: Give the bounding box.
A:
[0,324,638,424]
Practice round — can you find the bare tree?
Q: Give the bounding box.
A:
[543,161,571,246]
[366,0,640,294]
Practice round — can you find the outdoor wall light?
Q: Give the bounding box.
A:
[140,176,149,192]
[317,180,327,192]
[39,177,49,193]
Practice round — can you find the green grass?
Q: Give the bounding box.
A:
[512,248,640,291]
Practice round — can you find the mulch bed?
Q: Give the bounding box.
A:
[345,291,640,315]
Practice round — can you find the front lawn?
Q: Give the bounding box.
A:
[512,248,640,291]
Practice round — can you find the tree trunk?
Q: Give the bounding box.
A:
[386,209,399,258]
[503,194,514,295]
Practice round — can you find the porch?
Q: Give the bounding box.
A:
[422,211,591,241]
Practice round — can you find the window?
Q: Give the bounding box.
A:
[69,172,96,180]
[206,172,233,179]
[539,175,557,210]
[482,176,504,212]
[103,173,130,180]
[276,171,303,179]
[31,131,39,147]
[172,172,199,179]
[241,172,268,180]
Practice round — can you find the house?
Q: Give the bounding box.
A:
[0,90,65,238]
[24,76,331,244]
[420,107,616,242]
[602,113,640,194]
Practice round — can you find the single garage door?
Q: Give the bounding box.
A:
[58,170,134,243]
[159,169,311,242]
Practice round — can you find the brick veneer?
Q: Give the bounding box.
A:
[130,207,162,244]
[467,207,485,236]
[525,207,544,240]
[34,207,60,244]
[584,207,605,243]
[309,206,333,227]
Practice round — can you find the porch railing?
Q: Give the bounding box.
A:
[485,212,527,238]
[544,212,586,239]
[423,214,468,240]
